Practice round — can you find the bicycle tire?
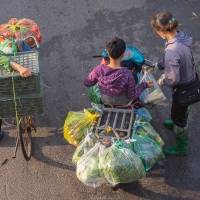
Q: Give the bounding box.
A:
[19,117,32,161]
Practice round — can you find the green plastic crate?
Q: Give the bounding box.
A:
[0,93,43,118]
[0,51,41,98]
[0,73,42,98]
[1,51,39,75]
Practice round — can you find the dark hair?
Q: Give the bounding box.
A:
[151,11,178,32]
[105,37,126,59]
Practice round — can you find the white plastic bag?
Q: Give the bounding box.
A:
[76,142,107,188]
[140,71,167,104]
[72,130,98,164]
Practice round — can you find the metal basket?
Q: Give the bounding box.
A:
[0,93,43,118]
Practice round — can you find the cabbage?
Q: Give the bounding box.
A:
[99,141,146,186]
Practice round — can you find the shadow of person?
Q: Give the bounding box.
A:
[31,127,76,172]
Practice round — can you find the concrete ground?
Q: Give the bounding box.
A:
[0,0,200,199]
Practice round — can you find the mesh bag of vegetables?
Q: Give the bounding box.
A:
[0,18,42,42]
[63,109,100,146]
[134,118,164,147]
[99,141,146,186]
[76,142,107,188]
[139,71,166,105]
[130,134,165,171]
[72,130,98,164]
[88,83,101,104]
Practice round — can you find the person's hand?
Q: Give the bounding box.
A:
[10,62,33,77]
[19,66,33,77]
[157,74,165,86]
[147,80,154,88]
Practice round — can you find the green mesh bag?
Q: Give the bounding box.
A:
[131,134,165,171]
[88,83,101,104]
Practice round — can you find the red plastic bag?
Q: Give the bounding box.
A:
[0,18,42,42]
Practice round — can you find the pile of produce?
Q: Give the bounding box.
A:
[99,141,146,186]
[0,18,42,42]
[66,106,165,188]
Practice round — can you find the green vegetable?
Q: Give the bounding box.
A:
[76,143,106,188]
[130,134,165,171]
[72,132,97,164]
[0,51,11,71]
[135,119,164,147]
[99,141,146,186]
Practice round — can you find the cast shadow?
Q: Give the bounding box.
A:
[0,126,75,172]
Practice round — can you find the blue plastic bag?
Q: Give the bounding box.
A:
[136,107,152,122]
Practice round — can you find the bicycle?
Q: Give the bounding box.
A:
[0,34,42,161]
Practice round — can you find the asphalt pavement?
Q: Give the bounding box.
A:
[0,0,200,200]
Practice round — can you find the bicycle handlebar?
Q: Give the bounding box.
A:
[92,55,103,58]
[144,59,155,68]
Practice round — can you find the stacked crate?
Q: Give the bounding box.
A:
[0,51,43,118]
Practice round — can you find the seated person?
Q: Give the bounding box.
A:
[84,37,154,106]
[0,61,32,141]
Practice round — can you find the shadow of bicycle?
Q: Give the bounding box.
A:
[0,125,76,172]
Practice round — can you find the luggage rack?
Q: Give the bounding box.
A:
[94,107,134,140]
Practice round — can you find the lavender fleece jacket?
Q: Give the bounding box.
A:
[84,64,148,100]
[158,31,196,87]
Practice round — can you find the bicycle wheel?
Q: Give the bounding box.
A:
[19,117,32,161]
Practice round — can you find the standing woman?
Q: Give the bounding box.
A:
[151,11,197,156]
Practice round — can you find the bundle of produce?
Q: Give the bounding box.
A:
[129,134,165,171]
[0,51,11,71]
[72,131,98,164]
[99,141,146,186]
[63,109,100,146]
[0,18,42,42]
[134,118,164,147]
[76,142,107,188]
